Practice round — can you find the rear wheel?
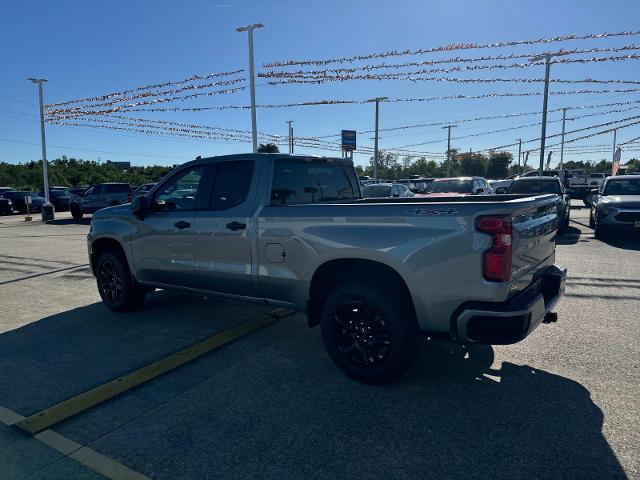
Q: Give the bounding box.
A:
[320,282,419,384]
[96,250,146,311]
[70,204,83,219]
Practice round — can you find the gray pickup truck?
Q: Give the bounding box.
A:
[87,154,566,383]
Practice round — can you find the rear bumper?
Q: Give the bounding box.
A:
[454,264,567,344]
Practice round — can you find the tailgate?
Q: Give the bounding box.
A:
[511,199,559,281]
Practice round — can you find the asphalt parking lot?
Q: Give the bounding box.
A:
[0,202,638,480]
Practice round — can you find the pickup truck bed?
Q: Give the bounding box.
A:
[88,154,566,384]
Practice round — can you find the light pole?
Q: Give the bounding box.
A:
[236,23,264,153]
[29,77,53,220]
[516,138,522,175]
[529,51,570,175]
[371,97,388,182]
[286,120,294,154]
[442,125,457,177]
[559,107,568,172]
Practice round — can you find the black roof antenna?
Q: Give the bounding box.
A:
[195,155,201,160]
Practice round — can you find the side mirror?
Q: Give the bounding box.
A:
[392,193,400,197]
[495,187,508,194]
[474,188,485,194]
[132,195,148,216]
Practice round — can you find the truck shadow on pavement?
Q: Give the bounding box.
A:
[599,233,640,251]
[0,293,627,479]
[555,226,581,245]
[46,217,91,226]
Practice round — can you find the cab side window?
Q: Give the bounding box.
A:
[154,166,206,210]
[209,161,255,210]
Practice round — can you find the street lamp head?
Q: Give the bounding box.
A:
[28,78,48,83]
[236,23,265,32]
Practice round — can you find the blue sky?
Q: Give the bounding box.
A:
[1,0,640,168]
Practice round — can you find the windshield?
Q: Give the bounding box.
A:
[362,185,391,197]
[603,179,640,195]
[428,180,473,193]
[508,180,560,194]
[47,190,69,197]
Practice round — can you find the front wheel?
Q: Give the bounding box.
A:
[96,250,146,311]
[320,282,419,384]
[594,216,608,240]
[70,204,83,219]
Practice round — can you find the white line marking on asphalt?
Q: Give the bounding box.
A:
[0,405,24,424]
[0,404,150,479]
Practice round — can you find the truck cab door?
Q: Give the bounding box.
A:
[193,159,258,296]
[130,165,209,288]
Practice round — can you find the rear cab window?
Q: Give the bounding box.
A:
[270,159,360,205]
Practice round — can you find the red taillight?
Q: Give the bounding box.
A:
[476,216,512,282]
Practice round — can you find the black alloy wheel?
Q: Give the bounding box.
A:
[331,300,392,369]
[320,282,419,384]
[95,251,146,311]
[98,259,124,305]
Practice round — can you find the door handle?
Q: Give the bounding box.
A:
[226,221,246,231]
[174,220,191,229]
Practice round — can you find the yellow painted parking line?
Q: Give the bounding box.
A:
[15,307,293,435]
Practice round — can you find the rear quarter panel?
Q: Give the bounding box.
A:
[256,197,559,333]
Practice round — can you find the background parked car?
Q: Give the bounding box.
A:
[587,173,608,187]
[134,183,157,195]
[590,175,640,239]
[38,188,72,212]
[68,186,89,196]
[361,183,415,198]
[0,187,15,194]
[0,197,13,215]
[488,174,518,191]
[500,177,571,233]
[421,177,493,197]
[521,169,569,186]
[0,191,46,214]
[70,182,132,219]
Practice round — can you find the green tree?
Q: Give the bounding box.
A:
[257,143,280,153]
[486,151,513,179]
[456,152,488,177]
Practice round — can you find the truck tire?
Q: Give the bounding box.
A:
[320,282,419,384]
[95,250,146,312]
[70,204,83,219]
[593,216,608,240]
